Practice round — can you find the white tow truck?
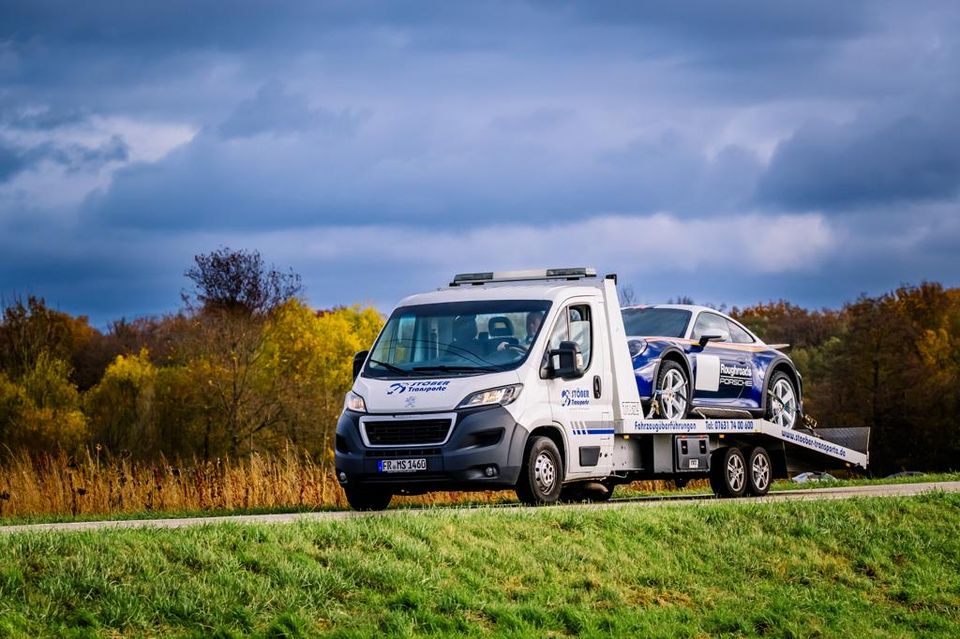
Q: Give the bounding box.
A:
[334,268,869,510]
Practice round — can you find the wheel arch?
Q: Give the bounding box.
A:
[525,424,568,477]
[654,347,694,391]
[762,359,803,417]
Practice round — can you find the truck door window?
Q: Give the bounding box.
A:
[546,304,593,370]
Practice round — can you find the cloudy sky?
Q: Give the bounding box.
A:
[2,1,959,325]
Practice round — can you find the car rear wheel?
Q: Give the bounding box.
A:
[655,361,689,420]
[767,372,798,429]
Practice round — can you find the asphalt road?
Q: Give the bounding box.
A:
[2,481,957,535]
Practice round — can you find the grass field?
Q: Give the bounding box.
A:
[0,493,958,637]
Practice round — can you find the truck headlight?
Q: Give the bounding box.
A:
[344,390,367,413]
[459,384,523,408]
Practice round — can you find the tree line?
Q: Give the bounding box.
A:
[0,249,957,474]
[0,248,381,469]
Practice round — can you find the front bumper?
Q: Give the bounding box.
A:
[334,405,527,494]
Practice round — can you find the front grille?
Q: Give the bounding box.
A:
[365,448,442,458]
[363,419,452,446]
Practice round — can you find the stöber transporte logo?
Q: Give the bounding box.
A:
[561,388,591,407]
[387,380,451,395]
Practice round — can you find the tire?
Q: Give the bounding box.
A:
[581,480,615,502]
[516,436,564,505]
[343,484,392,511]
[746,446,772,496]
[559,482,586,503]
[655,360,690,420]
[766,371,799,429]
[673,477,690,490]
[709,447,747,498]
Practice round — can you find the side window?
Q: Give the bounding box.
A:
[726,319,755,344]
[545,304,593,369]
[568,305,592,368]
[691,312,730,342]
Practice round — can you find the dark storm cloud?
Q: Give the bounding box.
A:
[758,98,960,210]
[1,0,959,324]
[0,141,28,181]
[218,81,365,140]
[0,135,128,183]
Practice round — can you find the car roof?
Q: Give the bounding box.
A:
[622,303,720,315]
[621,304,766,345]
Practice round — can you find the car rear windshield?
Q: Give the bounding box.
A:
[622,307,691,338]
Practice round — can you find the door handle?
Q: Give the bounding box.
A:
[593,375,602,399]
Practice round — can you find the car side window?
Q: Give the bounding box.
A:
[544,304,593,369]
[726,319,755,344]
[691,312,730,342]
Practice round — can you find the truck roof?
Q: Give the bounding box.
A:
[398,279,604,307]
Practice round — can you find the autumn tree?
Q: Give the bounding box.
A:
[183,247,301,316]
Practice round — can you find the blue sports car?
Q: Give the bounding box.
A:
[622,304,802,427]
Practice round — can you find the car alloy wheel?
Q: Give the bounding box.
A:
[769,377,797,429]
[658,366,689,420]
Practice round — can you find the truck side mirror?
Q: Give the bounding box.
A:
[549,341,584,379]
[352,350,369,379]
[697,334,724,347]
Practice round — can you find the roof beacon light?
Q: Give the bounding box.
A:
[450,267,596,286]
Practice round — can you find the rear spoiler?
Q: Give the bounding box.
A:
[768,343,791,350]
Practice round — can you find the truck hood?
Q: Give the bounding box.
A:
[353,371,523,413]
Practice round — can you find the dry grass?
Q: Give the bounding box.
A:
[0,447,682,520]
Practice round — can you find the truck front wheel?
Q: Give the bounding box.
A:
[343,484,392,511]
[516,436,564,505]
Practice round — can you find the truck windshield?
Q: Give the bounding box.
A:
[622,307,691,338]
[364,300,553,378]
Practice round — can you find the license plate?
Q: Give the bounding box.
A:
[378,458,427,473]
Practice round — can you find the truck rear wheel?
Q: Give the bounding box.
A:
[746,446,772,496]
[709,447,747,498]
[343,484,392,511]
[516,436,564,505]
[561,480,614,503]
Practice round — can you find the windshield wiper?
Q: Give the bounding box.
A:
[412,365,499,374]
[367,358,411,376]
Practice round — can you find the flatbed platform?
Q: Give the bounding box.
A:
[621,418,869,469]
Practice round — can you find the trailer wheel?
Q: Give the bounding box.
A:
[343,484,392,511]
[516,436,564,505]
[746,447,772,496]
[709,447,747,498]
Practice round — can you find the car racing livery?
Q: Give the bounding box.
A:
[622,304,802,427]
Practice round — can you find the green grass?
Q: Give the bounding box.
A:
[1,494,958,637]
